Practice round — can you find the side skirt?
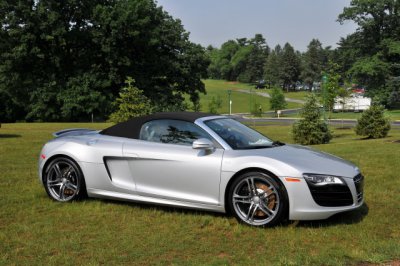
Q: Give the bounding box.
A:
[87,188,226,213]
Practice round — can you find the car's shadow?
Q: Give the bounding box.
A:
[94,198,227,219]
[91,198,368,227]
[295,203,369,228]
[0,134,21,138]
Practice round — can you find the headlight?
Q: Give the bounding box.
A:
[303,174,345,186]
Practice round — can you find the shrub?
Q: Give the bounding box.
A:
[108,77,152,123]
[269,87,287,114]
[208,95,223,114]
[292,94,332,145]
[251,103,263,117]
[355,104,391,138]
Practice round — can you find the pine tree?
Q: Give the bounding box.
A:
[355,104,391,138]
[292,94,332,145]
[109,78,152,123]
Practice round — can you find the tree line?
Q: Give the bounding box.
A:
[207,36,331,92]
[207,0,400,109]
[0,0,399,122]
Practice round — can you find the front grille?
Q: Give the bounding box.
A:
[306,183,353,207]
[354,173,364,203]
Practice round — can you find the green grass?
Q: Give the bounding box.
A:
[257,87,311,101]
[284,110,400,121]
[191,80,303,114]
[1,123,400,265]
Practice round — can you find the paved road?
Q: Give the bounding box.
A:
[231,89,399,127]
[236,89,306,104]
[229,115,400,127]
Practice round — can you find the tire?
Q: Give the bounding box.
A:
[43,157,86,202]
[228,171,287,227]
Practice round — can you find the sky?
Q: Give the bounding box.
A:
[156,0,358,52]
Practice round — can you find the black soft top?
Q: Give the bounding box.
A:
[100,112,217,139]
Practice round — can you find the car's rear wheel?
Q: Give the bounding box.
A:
[228,171,287,226]
[43,157,86,202]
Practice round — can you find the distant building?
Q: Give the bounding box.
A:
[333,94,371,112]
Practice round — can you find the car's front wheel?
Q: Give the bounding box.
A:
[228,171,287,226]
[43,157,86,202]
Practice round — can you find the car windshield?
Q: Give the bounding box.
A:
[205,118,279,150]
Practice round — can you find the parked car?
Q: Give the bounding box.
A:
[254,80,266,89]
[38,112,364,227]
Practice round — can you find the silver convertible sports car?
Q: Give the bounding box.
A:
[38,112,364,226]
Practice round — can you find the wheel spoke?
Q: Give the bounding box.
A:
[259,203,275,217]
[65,166,74,178]
[53,163,62,178]
[47,180,62,187]
[246,177,256,196]
[246,203,258,222]
[59,183,66,199]
[65,182,77,191]
[233,194,251,204]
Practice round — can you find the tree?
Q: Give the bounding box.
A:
[280,43,301,91]
[323,61,343,113]
[108,78,151,123]
[207,40,240,80]
[208,95,223,114]
[336,86,352,112]
[241,34,270,83]
[292,94,332,145]
[269,87,287,114]
[207,34,269,83]
[355,104,391,138]
[264,45,282,86]
[301,39,326,90]
[0,0,209,122]
[337,0,400,106]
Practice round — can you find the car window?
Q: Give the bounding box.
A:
[139,119,213,146]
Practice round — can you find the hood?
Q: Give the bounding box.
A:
[242,144,359,178]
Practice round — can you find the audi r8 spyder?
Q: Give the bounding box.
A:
[38,112,364,226]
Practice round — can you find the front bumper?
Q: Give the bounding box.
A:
[283,174,364,220]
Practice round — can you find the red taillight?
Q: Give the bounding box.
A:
[41,154,46,159]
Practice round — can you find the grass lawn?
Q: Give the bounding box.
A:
[190,80,303,114]
[1,123,400,265]
[284,110,400,121]
[257,87,311,101]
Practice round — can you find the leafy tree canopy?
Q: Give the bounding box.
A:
[0,0,209,122]
[337,0,400,106]
[269,87,287,113]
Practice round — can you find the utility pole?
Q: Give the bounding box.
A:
[228,90,232,115]
[322,74,328,123]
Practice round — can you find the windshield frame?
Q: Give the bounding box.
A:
[199,118,278,150]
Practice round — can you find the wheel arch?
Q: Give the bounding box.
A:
[224,167,289,218]
[42,154,85,187]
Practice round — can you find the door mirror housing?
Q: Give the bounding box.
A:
[192,138,215,150]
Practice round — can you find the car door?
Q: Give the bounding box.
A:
[123,119,224,205]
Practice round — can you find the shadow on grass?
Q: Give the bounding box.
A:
[88,198,368,228]
[0,134,21,138]
[93,198,227,219]
[297,203,369,228]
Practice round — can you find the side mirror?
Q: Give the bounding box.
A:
[192,138,214,150]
